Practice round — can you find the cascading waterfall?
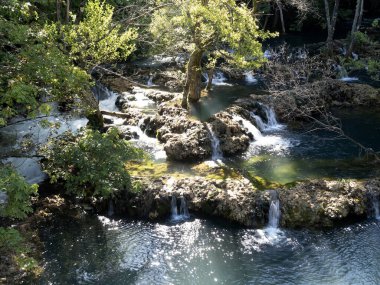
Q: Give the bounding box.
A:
[253,104,284,131]
[171,196,178,219]
[250,113,266,131]
[171,196,190,221]
[203,71,231,86]
[147,75,155,87]
[207,124,223,160]
[232,115,263,140]
[267,190,281,229]
[336,65,359,82]
[179,197,190,218]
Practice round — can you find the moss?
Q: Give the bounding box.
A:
[246,173,282,190]
[192,162,243,180]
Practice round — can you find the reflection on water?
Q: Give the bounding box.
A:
[39,215,380,285]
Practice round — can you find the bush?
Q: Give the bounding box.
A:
[41,127,145,198]
[0,166,38,219]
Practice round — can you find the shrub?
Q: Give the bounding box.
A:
[0,166,38,219]
[41,127,145,198]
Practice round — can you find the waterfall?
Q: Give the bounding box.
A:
[267,191,280,228]
[256,104,284,131]
[203,71,231,86]
[244,71,258,85]
[98,88,119,112]
[147,75,155,87]
[250,113,266,131]
[336,65,359,82]
[207,124,223,160]
[171,196,178,219]
[171,196,190,221]
[179,197,190,218]
[232,115,262,140]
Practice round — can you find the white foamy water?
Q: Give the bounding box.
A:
[203,71,232,86]
[232,115,262,140]
[244,71,258,84]
[340,77,359,82]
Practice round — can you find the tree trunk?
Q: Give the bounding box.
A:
[56,0,62,22]
[324,0,340,54]
[347,0,364,56]
[65,0,70,23]
[206,68,214,91]
[182,49,203,109]
[276,0,286,34]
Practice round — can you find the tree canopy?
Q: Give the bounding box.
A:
[150,0,276,107]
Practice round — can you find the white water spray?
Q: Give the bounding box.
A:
[207,124,223,160]
[267,191,281,229]
[232,115,263,140]
[244,71,258,84]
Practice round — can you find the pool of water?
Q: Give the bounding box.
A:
[230,108,380,184]
[38,215,380,285]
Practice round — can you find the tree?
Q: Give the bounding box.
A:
[150,0,275,109]
[324,0,340,54]
[347,0,364,56]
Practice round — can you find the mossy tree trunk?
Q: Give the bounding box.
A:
[182,48,203,109]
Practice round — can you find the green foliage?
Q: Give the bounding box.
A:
[150,0,276,69]
[367,59,380,80]
[372,18,379,28]
[0,0,92,126]
[351,31,372,47]
[56,0,138,67]
[0,227,39,274]
[41,127,145,198]
[0,166,38,219]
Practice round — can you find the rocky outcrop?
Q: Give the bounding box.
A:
[280,179,380,228]
[122,176,270,227]
[144,105,212,161]
[208,111,250,155]
[111,175,380,229]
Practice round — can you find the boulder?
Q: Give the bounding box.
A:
[208,111,250,156]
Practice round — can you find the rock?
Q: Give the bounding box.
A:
[113,175,380,229]
[208,111,250,155]
[280,179,380,228]
[145,105,212,161]
[124,176,269,227]
[164,127,212,161]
